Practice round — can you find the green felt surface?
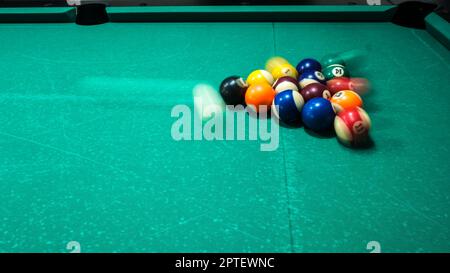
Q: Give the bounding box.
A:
[0,8,449,253]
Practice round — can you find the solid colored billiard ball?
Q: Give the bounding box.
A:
[219,76,248,105]
[330,90,363,113]
[322,64,349,81]
[301,97,336,131]
[296,58,322,75]
[245,83,276,113]
[327,77,370,95]
[273,76,300,93]
[326,77,352,95]
[300,83,332,102]
[271,89,304,124]
[334,107,371,146]
[265,56,290,74]
[322,54,346,67]
[298,70,326,88]
[247,69,274,86]
[271,63,298,80]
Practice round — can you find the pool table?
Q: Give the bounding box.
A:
[0,4,449,253]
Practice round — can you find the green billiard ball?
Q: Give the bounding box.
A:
[322,64,349,81]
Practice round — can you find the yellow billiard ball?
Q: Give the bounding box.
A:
[246,69,274,86]
[265,56,290,74]
[271,63,298,80]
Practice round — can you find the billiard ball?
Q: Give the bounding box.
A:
[327,77,370,95]
[265,56,290,74]
[247,69,274,86]
[301,97,336,131]
[271,90,304,124]
[271,63,298,80]
[296,58,322,75]
[326,77,352,94]
[322,54,346,67]
[330,90,363,113]
[322,64,349,81]
[219,76,248,105]
[334,107,371,146]
[300,83,332,102]
[245,83,276,113]
[298,70,326,88]
[273,76,300,93]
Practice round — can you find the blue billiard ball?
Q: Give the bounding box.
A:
[301,97,336,131]
[296,58,322,75]
[298,70,326,88]
[271,90,304,124]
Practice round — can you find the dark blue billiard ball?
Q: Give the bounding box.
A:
[301,97,336,131]
[296,58,322,75]
[298,70,326,88]
[271,90,304,124]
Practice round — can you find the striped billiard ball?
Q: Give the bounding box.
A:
[271,89,304,124]
[247,69,274,86]
[298,70,326,88]
[322,64,349,81]
[273,76,300,93]
[334,107,371,146]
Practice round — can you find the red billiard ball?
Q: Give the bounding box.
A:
[334,107,371,146]
[273,76,300,93]
[327,77,370,95]
[326,77,352,95]
[300,83,332,102]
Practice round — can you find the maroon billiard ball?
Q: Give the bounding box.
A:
[300,83,332,102]
[272,76,300,94]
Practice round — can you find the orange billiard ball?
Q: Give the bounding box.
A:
[245,83,276,113]
[330,90,363,113]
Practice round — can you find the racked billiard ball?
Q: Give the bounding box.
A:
[271,89,304,124]
[298,70,326,88]
[300,83,332,102]
[301,97,336,131]
[330,90,363,113]
[247,69,274,86]
[296,58,322,75]
[245,83,276,113]
[219,76,248,105]
[271,63,298,80]
[334,107,371,146]
[326,77,352,94]
[273,76,300,93]
[265,56,290,74]
[322,64,349,81]
[327,77,370,95]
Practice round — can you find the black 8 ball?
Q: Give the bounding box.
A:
[219,76,248,106]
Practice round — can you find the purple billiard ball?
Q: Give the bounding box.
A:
[300,83,332,102]
[273,76,300,94]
